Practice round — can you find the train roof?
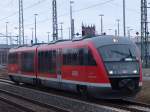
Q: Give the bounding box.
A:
[89,35,134,48]
[9,35,135,52]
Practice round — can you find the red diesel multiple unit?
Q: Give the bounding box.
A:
[8,35,142,99]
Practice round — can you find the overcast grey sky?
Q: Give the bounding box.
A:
[0,0,140,44]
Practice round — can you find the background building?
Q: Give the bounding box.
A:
[0,44,17,65]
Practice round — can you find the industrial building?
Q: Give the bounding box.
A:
[0,45,17,65]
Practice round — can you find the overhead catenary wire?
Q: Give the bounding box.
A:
[25,0,117,27]
[0,0,140,27]
[24,0,140,28]
[0,0,141,42]
[109,2,140,14]
[0,0,48,22]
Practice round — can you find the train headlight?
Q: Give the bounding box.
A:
[113,38,118,43]
[133,70,138,74]
[105,62,139,76]
[109,70,114,75]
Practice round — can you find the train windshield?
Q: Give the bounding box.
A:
[98,44,140,75]
[98,44,139,62]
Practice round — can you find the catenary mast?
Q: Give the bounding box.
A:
[141,0,149,67]
[52,0,58,41]
[19,0,24,45]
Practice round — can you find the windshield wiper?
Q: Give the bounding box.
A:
[111,50,129,56]
[111,49,136,61]
[120,49,136,61]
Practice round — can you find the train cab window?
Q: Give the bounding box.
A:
[8,53,18,64]
[21,52,34,72]
[98,44,139,62]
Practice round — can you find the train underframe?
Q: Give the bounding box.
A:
[9,74,142,99]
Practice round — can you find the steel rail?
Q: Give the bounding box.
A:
[0,80,71,112]
[1,78,150,112]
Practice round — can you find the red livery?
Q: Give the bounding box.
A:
[8,35,142,99]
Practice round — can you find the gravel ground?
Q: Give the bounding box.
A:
[136,80,150,104]
[0,68,9,79]
[0,100,25,112]
[0,83,124,112]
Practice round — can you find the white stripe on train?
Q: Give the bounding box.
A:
[9,73,111,88]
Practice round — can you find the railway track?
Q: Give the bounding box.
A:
[0,95,35,112]
[0,78,150,112]
[0,78,14,84]
[122,100,150,112]
[0,79,71,112]
[95,99,150,112]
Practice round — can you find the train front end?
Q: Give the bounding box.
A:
[93,36,142,99]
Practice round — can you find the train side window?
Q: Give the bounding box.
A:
[38,51,48,73]
[68,49,72,65]
[62,48,97,66]
[38,50,56,74]
[38,51,52,73]
[63,49,72,65]
[50,50,56,74]
[44,52,49,72]
[87,49,97,66]
[71,48,78,65]
[84,49,88,65]
[78,48,84,65]
[63,48,79,66]
[8,53,18,64]
[84,48,97,66]
[63,49,67,65]
[38,52,43,72]
[21,52,34,72]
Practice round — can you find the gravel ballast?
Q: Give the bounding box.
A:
[0,82,127,112]
[0,100,25,112]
